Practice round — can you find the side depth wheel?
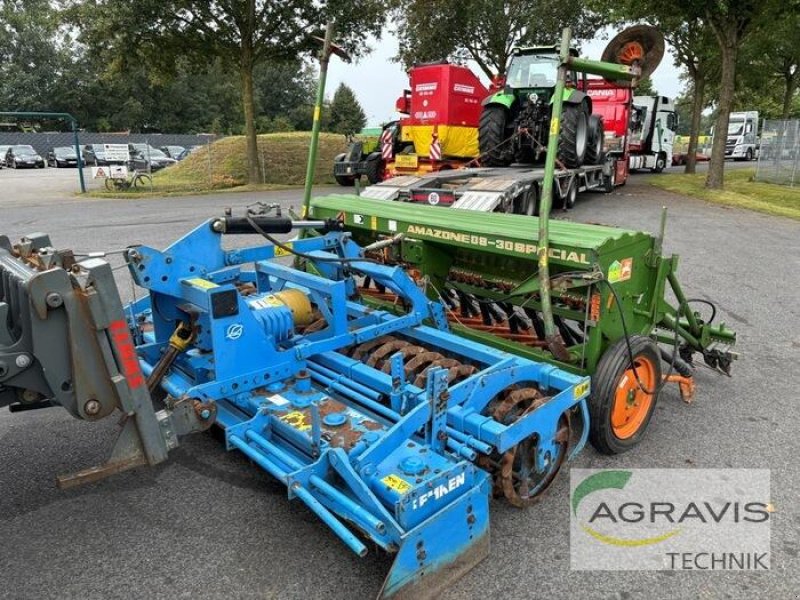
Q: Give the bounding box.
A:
[479,105,513,167]
[335,173,357,186]
[558,104,588,168]
[364,158,384,184]
[588,335,662,454]
[585,115,604,165]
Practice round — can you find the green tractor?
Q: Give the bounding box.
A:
[479,46,604,168]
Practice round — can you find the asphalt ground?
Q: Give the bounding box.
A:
[0,163,797,599]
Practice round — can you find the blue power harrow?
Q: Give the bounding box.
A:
[0,213,589,597]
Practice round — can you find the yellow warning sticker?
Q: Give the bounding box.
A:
[574,380,590,399]
[185,277,218,289]
[370,215,378,230]
[550,117,560,136]
[274,242,293,257]
[280,410,311,432]
[381,474,412,494]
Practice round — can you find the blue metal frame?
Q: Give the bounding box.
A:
[124,219,590,598]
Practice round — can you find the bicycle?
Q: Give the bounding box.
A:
[104,169,152,191]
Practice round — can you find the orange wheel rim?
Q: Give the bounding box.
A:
[611,356,655,439]
[619,42,644,65]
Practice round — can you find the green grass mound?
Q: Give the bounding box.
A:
[151,131,346,193]
[649,168,800,221]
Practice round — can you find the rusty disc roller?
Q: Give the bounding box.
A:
[601,24,665,86]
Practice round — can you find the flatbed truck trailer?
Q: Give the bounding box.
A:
[359,162,613,215]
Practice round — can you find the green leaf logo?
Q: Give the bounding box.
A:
[572,470,632,516]
[572,470,681,547]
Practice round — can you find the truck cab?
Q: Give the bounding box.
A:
[722,111,759,161]
[629,95,677,173]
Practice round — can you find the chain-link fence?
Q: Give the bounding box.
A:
[755,120,800,186]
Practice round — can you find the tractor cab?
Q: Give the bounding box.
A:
[504,47,584,97]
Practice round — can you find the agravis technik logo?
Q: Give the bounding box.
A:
[570,469,771,571]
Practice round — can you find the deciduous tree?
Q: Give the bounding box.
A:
[72,0,388,183]
[395,0,603,79]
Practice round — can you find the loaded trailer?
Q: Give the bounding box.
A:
[358,162,613,214]
[357,27,668,213]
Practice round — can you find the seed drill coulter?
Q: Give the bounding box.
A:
[0,28,736,598]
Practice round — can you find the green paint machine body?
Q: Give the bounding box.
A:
[310,195,736,379]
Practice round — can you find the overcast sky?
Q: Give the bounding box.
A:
[327,28,685,127]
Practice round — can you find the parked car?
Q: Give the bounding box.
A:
[160,145,186,160]
[82,144,126,166]
[5,145,45,168]
[128,144,177,172]
[47,146,80,168]
[0,145,10,169]
[176,145,202,161]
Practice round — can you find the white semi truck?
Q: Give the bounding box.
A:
[628,95,677,173]
[719,111,759,161]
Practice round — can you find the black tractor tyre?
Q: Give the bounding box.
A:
[585,115,604,166]
[588,335,662,455]
[479,105,513,167]
[364,157,384,185]
[558,104,588,168]
[333,153,356,187]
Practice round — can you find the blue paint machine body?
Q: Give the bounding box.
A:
[122,214,590,596]
[2,212,586,597]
